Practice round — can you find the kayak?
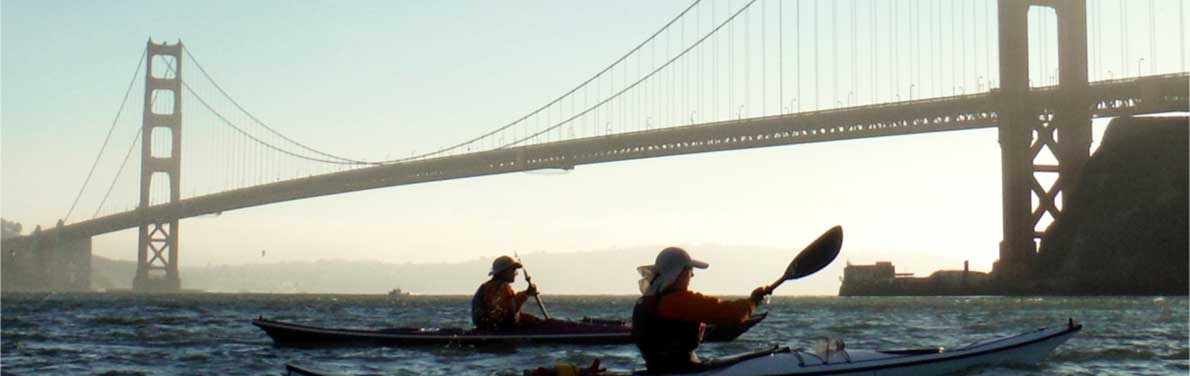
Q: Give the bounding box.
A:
[281,320,1081,375]
[523,319,1083,376]
[254,312,766,346]
[649,319,1082,375]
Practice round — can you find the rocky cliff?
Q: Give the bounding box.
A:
[1034,116,1188,294]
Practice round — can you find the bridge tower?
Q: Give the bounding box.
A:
[133,40,184,291]
[995,1,1091,279]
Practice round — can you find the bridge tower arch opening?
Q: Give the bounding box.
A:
[995,0,1091,280]
[134,40,184,292]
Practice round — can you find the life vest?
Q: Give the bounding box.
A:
[471,280,515,330]
[631,293,705,373]
[471,285,490,329]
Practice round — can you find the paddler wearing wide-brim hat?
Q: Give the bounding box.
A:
[471,255,543,331]
[632,247,768,373]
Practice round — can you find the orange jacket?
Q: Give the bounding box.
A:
[656,290,754,325]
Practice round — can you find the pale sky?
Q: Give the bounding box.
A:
[3,0,1186,294]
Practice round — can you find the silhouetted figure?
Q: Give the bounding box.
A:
[632,247,767,373]
[471,255,543,330]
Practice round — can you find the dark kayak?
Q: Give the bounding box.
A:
[254,312,766,347]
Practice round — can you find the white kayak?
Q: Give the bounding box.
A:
[648,319,1082,376]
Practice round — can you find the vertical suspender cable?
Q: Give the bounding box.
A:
[909,0,914,98]
[729,0,734,120]
[962,0,968,89]
[1182,0,1186,71]
[832,0,838,106]
[892,0,897,99]
[951,1,956,93]
[1045,4,1050,84]
[1149,0,1155,74]
[1094,0,1100,79]
[1122,0,1127,76]
[968,0,974,87]
[987,0,992,87]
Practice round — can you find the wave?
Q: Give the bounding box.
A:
[1051,347,1161,362]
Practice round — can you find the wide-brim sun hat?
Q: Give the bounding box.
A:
[638,247,708,295]
[489,255,523,275]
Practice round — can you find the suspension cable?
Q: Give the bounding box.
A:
[504,0,761,147]
[93,127,142,218]
[64,47,146,223]
[378,0,706,163]
[182,47,369,165]
[180,80,364,165]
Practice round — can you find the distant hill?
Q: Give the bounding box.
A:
[90,244,889,295]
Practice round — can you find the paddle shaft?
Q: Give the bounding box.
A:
[764,276,788,296]
[520,265,551,320]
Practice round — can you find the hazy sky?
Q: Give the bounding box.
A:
[3,1,1186,294]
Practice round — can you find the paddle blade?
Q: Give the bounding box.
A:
[784,226,844,280]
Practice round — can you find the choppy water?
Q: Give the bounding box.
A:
[1,293,1186,375]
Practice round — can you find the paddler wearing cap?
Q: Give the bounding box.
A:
[632,247,768,373]
[471,255,544,331]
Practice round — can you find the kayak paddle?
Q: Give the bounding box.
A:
[515,252,551,320]
[764,225,844,295]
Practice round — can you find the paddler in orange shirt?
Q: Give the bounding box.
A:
[471,255,544,331]
[632,247,768,373]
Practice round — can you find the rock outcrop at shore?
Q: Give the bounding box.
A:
[1034,116,1188,294]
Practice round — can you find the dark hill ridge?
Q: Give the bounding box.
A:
[1034,116,1188,294]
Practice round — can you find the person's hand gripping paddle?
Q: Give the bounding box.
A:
[515,252,551,320]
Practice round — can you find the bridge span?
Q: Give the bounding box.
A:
[8,73,1185,247]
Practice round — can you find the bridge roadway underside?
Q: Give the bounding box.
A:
[10,73,1186,246]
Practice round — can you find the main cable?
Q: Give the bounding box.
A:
[181,80,363,165]
[382,0,706,163]
[504,0,761,147]
[183,47,368,165]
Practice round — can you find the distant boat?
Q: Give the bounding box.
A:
[387,288,413,297]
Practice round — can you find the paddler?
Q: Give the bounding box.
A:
[471,255,544,330]
[632,247,768,373]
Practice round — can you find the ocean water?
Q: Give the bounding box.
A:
[1,293,1186,375]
